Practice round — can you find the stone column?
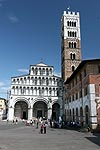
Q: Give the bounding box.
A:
[89,84,97,129]
[48,98,52,120]
[28,107,33,120]
[82,106,85,126]
[48,108,52,120]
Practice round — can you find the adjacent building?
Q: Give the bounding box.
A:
[64,59,100,129]
[61,11,100,129]
[0,98,7,120]
[8,62,62,121]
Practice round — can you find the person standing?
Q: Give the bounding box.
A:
[40,124,44,134]
[36,120,39,128]
[43,123,46,134]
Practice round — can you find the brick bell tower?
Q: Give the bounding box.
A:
[61,11,82,82]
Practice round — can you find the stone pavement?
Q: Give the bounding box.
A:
[0,121,100,150]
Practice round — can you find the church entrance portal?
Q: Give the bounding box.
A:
[14,101,28,120]
[33,101,47,119]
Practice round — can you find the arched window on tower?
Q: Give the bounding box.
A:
[69,42,71,48]
[74,22,76,27]
[67,21,69,26]
[74,32,77,37]
[69,42,76,49]
[72,66,75,72]
[74,42,76,48]
[70,53,76,60]
[68,31,70,37]
[70,53,72,59]
[72,32,74,37]
[73,53,75,60]
[72,22,74,27]
[69,31,71,37]
[69,21,71,26]
[72,42,74,48]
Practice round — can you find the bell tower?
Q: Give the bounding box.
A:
[61,11,82,81]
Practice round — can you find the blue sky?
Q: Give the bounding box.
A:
[0,0,100,98]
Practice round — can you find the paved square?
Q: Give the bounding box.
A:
[0,121,100,150]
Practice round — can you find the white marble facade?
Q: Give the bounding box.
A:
[8,62,63,121]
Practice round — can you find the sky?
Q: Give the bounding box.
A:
[0,0,100,98]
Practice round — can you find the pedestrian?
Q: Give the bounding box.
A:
[7,119,9,124]
[15,118,18,124]
[36,121,39,128]
[40,124,44,134]
[30,119,33,126]
[43,123,46,134]
[12,119,14,124]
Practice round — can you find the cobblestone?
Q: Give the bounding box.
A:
[0,121,100,150]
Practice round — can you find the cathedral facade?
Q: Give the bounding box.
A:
[8,10,100,129]
[8,62,62,121]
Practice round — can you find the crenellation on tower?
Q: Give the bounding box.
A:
[64,11,79,16]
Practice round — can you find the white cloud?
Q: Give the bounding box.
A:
[0,82,5,87]
[18,69,29,74]
[0,86,10,91]
[54,71,61,77]
[0,80,10,89]
[8,14,19,23]
[0,80,10,98]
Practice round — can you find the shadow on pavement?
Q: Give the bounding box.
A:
[85,133,100,147]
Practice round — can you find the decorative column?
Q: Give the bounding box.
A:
[95,98,100,125]
[89,84,97,129]
[48,97,52,120]
[28,106,33,120]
